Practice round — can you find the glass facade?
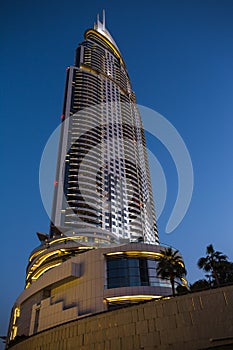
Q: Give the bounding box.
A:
[49,15,159,246]
[106,256,170,288]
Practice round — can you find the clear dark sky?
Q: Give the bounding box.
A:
[1,0,233,343]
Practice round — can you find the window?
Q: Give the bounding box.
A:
[106,256,161,289]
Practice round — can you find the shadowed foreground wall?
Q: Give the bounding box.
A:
[8,285,233,350]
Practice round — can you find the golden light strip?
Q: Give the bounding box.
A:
[13,307,20,325]
[26,250,63,283]
[181,277,188,286]
[85,29,124,65]
[10,307,20,340]
[105,295,162,303]
[10,326,17,340]
[48,236,95,246]
[105,251,164,258]
[27,250,62,276]
[35,250,61,265]
[178,261,185,268]
[27,245,94,283]
[31,262,62,281]
[79,64,129,97]
[29,249,47,262]
[106,251,185,268]
[80,64,99,76]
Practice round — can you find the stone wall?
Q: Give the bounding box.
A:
[8,285,233,350]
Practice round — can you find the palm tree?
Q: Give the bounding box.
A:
[189,279,210,291]
[218,261,233,284]
[156,247,187,296]
[197,244,228,286]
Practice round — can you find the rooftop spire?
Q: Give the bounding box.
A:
[94,10,120,52]
[102,9,105,29]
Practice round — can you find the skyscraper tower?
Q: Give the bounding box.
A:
[50,10,158,247]
[6,14,186,347]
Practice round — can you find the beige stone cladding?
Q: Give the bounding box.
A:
[9,243,172,340]
[8,285,233,350]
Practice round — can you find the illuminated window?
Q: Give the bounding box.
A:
[106,256,164,288]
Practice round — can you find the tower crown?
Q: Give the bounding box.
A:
[94,10,120,52]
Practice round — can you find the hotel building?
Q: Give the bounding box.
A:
[6,13,185,348]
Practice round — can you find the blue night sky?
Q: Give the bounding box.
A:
[1,0,233,342]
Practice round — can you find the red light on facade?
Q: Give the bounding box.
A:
[61,114,65,120]
[54,180,58,187]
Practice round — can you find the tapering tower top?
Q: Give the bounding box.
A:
[94,10,120,52]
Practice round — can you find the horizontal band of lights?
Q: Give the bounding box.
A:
[29,249,47,262]
[26,245,94,286]
[27,250,64,279]
[48,236,96,247]
[26,249,70,286]
[85,29,124,65]
[106,251,163,258]
[79,64,129,97]
[105,295,162,303]
[31,262,62,282]
[105,251,185,267]
[80,64,99,76]
[25,262,62,289]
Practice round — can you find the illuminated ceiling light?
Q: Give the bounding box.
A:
[105,295,162,303]
[105,251,164,258]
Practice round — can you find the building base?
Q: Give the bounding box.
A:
[6,285,233,350]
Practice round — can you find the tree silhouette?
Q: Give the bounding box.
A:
[197,244,228,286]
[156,247,187,296]
[189,279,210,291]
[217,261,233,285]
